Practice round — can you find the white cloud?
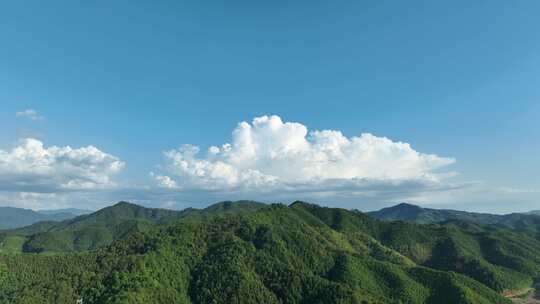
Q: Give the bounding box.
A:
[0,138,125,193]
[0,192,61,210]
[150,172,179,189]
[153,115,455,197]
[16,109,43,120]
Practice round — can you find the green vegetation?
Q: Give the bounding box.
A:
[295,202,540,292]
[1,201,267,253]
[0,235,26,254]
[0,201,539,303]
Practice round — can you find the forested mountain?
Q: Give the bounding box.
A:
[367,203,503,224]
[368,203,540,235]
[1,201,540,303]
[0,200,267,253]
[0,206,81,230]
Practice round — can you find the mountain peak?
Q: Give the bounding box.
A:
[99,201,150,213]
[112,201,139,208]
[367,202,427,222]
[289,200,316,208]
[393,202,422,209]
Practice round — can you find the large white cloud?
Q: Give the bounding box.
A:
[153,115,455,194]
[0,138,125,192]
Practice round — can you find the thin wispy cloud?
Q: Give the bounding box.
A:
[16,109,43,120]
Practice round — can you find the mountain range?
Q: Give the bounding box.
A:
[37,208,92,216]
[0,206,90,230]
[368,203,540,236]
[1,200,540,303]
[0,201,266,253]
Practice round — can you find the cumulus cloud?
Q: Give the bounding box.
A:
[153,115,455,198]
[16,109,43,120]
[150,172,179,189]
[0,138,125,193]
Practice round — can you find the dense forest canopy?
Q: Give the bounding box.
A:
[1,201,539,303]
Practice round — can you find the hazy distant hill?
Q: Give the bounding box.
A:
[367,203,502,224]
[0,206,80,230]
[38,208,92,216]
[367,203,540,235]
[527,210,540,216]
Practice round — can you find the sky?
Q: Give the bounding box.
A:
[1,1,539,213]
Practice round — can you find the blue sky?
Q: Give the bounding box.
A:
[1,1,539,213]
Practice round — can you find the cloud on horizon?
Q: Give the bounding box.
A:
[0,138,125,194]
[1,115,536,212]
[151,115,458,203]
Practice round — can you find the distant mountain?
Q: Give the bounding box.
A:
[38,208,92,216]
[1,200,267,253]
[527,210,540,216]
[198,200,267,215]
[367,203,501,224]
[0,206,79,230]
[4,200,540,303]
[368,203,540,234]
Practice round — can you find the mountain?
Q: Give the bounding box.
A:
[0,206,80,230]
[38,208,92,216]
[368,203,540,235]
[0,201,524,304]
[199,200,267,215]
[0,200,267,253]
[2,201,540,303]
[296,202,540,291]
[367,203,502,224]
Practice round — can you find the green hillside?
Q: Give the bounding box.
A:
[0,203,516,304]
[294,202,540,293]
[1,201,267,253]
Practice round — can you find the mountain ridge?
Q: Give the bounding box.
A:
[2,200,529,304]
[1,200,268,253]
[0,206,81,230]
[37,208,92,216]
